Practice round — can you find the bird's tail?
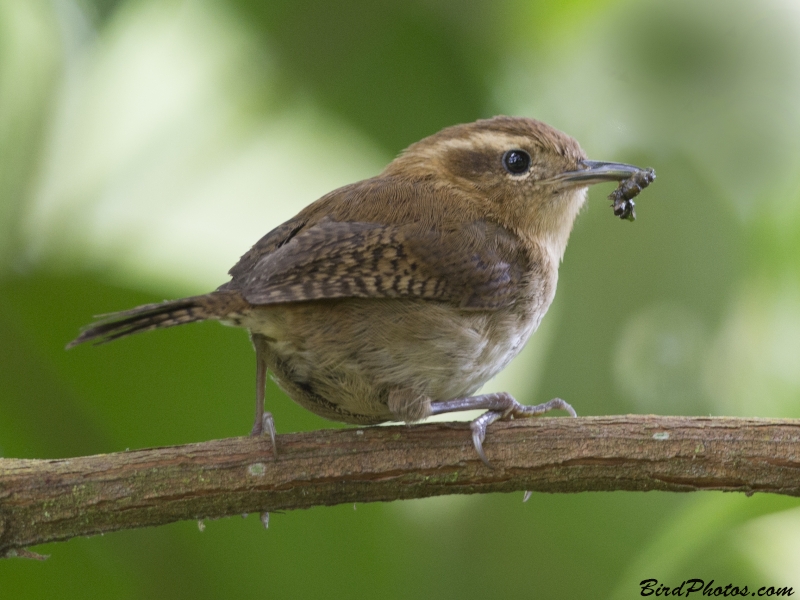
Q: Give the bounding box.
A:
[66,291,245,348]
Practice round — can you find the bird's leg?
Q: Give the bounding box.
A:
[250,333,276,456]
[430,393,576,467]
[250,334,276,529]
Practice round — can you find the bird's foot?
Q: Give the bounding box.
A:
[431,393,576,467]
[470,396,576,467]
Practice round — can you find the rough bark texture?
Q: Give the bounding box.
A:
[2,415,800,557]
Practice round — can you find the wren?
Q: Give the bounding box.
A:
[69,116,655,465]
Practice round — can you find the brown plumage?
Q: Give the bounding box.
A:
[69,116,655,465]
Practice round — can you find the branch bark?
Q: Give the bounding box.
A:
[2,415,800,557]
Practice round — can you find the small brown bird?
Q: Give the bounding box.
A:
[69,116,653,465]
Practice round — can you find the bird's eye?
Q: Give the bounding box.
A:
[502,149,531,175]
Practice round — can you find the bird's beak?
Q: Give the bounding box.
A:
[553,160,647,187]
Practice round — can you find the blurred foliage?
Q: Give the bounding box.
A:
[2,0,800,597]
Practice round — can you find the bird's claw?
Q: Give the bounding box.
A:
[534,398,577,418]
[263,412,277,456]
[250,412,277,457]
[471,419,491,468]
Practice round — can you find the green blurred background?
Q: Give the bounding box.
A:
[2,0,800,597]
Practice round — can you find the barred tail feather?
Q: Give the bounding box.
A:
[67,293,236,348]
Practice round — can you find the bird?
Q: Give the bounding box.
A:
[68,116,654,466]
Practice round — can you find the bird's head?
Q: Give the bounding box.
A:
[384,116,649,263]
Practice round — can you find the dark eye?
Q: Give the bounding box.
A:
[502,149,531,175]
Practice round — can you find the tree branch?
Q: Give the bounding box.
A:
[2,415,800,557]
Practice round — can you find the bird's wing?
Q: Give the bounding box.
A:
[227,216,530,310]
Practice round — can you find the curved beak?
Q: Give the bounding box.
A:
[553,160,648,187]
